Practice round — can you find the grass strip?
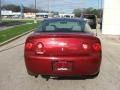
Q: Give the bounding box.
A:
[0,23,38,43]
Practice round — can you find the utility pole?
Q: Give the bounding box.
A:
[100,0,103,18]
[20,4,24,19]
[48,0,51,18]
[34,0,37,23]
[0,0,2,23]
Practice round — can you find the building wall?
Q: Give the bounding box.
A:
[102,0,120,35]
[59,14,75,18]
[1,10,13,16]
[24,13,35,18]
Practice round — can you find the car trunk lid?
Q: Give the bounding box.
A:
[28,33,100,56]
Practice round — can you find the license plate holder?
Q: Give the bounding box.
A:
[53,61,72,71]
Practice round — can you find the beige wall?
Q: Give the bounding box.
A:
[102,0,120,35]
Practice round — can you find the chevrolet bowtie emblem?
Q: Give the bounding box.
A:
[61,48,64,51]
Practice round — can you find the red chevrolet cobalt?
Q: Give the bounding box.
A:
[24,18,102,79]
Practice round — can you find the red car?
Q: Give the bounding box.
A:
[24,18,102,79]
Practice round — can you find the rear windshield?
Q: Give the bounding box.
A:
[36,19,88,33]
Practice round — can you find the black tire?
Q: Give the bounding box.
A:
[83,71,100,79]
[41,75,50,79]
[92,25,96,29]
[27,70,38,78]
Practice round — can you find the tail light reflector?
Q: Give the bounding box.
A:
[35,43,44,54]
[82,43,88,50]
[93,43,101,51]
[37,43,43,49]
[25,42,33,49]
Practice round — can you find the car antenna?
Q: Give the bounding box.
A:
[96,27,98,36]
[96,0,100,36]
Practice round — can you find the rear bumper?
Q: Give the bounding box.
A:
[24,55,101,76]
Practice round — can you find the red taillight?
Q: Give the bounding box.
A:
[25,42,33,49]
[93,43,101,51]
[37,43,43,49]
[82,43,88,50]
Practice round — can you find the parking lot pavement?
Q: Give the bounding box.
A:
[0,31,120,90]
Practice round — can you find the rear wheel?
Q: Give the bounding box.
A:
[91,25,96,29]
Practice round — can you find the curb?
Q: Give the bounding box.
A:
[0,29,35,47]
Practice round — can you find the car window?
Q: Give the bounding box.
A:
[84,23,95,34]
[36,20,86,33]
[85,23,92,32]
[83,15,96,19]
